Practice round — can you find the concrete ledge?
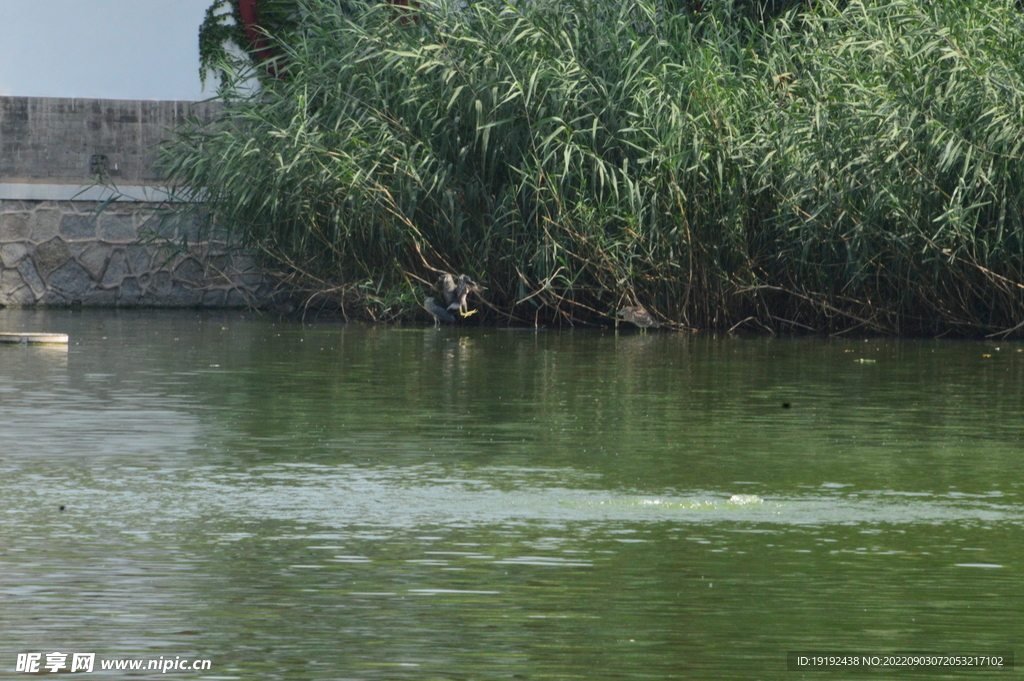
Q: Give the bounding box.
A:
[0,183,195,202]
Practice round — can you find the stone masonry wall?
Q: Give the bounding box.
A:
[0,96,278,308]
[0,199,273,308]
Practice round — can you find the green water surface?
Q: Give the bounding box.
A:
[1,309,1020,679]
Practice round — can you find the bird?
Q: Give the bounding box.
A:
[617,305,660,329]
[438,274,459,308]
[423,296,456,326]
[438,273,486,317]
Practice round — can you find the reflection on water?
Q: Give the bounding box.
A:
[1,309,1021,679]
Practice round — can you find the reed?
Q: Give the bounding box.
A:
[754,0,1024,335]
[164,0,1024,334]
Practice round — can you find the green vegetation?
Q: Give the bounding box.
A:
[165,0,1024,334]
[198,0,302,88]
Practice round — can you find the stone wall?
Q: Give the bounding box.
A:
[0,96,277,308]
[0,199,271,307]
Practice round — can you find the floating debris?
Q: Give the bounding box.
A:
[0,332,69,345]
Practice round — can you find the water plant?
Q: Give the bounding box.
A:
[165,0,1024,334]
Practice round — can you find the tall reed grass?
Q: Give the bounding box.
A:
[163,0,1024,334]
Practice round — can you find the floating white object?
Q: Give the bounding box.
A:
[0,332,70,345]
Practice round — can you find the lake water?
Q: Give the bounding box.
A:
[1,309,1021,679]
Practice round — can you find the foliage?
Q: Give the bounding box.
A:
[169,0,1024,334]
[198,0,303,88]
[756,0,1024,334]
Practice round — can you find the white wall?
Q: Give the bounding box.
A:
[0,0,214,101]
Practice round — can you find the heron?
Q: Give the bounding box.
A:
[438,273,486,317]
[423,296,456,326]
[617,305,660,329]
[439,274,458,308]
